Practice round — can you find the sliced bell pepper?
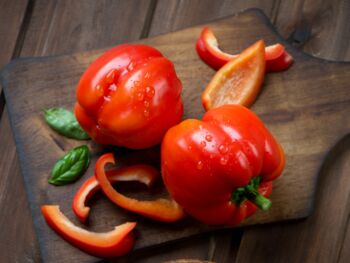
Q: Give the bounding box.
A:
[161,105,285,225]
[95,153,186,222]
[73,165,159,223]
[202,40,266,110]
[196,27,293,72]
[41,205,136,258]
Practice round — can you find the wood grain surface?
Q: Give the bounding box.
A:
[1,1,350,263]
[2,9,350,262]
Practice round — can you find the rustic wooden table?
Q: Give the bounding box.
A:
[1,1,350,262]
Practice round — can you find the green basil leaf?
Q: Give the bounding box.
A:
[44,108,90,140]
[49,145,90,186]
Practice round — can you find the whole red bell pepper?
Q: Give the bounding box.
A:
[41,205,136,258]
[196,27,293,72]
[75,44,183,149]
[161,105,285,225]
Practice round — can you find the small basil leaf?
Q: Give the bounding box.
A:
[49,145,90,186]
[44,108,90,140]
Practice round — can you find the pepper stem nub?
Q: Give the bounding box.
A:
[244,184,271,211]
[232,176,271,211]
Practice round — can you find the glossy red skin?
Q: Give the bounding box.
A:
[161,105,285,225]
[72,165,158,223]
[41,205,136,258]
[196,27,294,72]
[75,44,183,149]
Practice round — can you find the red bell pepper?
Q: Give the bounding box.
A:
[41,205,136,258]
[95,153,186,222]
[196,27,293,72]
[75,44,183,149]
[161,104,285,225]
[73,165,159,223]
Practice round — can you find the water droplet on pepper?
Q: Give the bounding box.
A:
[197,161,204,170]
[136,92,144,101]
[220,156,228,165]
[218,144,228,154]
[143,109,150,117]
[145,86,155,98]
[205,134,212,142]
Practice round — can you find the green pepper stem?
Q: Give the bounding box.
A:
[244,185,271,211]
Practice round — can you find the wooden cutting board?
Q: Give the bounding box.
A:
[1,9,350,262]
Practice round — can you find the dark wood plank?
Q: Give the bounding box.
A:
[0,110,41,263]
[274,0,350,61]
[338,216,350,263]
[0,0,29,68]
[0,0,29,116]
[0,0,154,262]
[0,1,40,262]
[3,10,350,261]
[149,0,277,37]
[20,0,154,56]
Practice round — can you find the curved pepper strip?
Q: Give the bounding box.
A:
[73,165,159,223]
[41,205,136,258]
[196,27,293,72]
[161,105,285,225]
[95,153,186,222]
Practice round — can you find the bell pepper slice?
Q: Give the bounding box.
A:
[202,40,266,110]
[73,165,158,223]
[41,205,136,258]
[95,153,186,222]
[196,27,293,72]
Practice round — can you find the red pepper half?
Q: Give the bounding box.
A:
[161,105,285,225]
[196,27,293,72]
[41,205,136,258]
[75,44,183,149]
[95,153,186,222]
[73,165,159,223]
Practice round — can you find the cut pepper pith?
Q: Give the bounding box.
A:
[202,40,266,110]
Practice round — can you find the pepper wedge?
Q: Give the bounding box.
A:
[41,205,136,258]
[202,40,266,110]
[95,153,186,222]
